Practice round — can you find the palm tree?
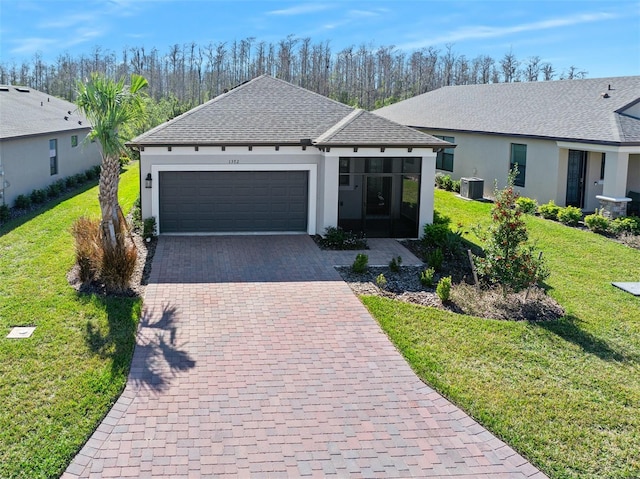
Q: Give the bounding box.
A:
[76,73,148,248]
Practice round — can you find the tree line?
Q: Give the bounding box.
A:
[0,37,587,111]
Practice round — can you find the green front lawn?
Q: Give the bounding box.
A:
[363,189,640,479]
[0,164,141,479]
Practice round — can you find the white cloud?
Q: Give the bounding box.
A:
[267,4,330,16]
[10,37,56,55]
[348,9,380,18]
[398,11,619,50]
[64,27,107,47]
[38,14,95,30]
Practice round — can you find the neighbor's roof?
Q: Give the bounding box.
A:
[0,85,90,140]
[131,75,449,149]
[375,76,640,146]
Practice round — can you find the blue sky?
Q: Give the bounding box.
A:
[1,0,639,78]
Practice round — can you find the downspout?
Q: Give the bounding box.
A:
[0,148,5,206]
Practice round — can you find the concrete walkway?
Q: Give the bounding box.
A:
[63,235,546,478]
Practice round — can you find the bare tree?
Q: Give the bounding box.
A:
[541,62,555,81]
[500,50,519,83]
[3,36,587,111]
[524,56,541,81]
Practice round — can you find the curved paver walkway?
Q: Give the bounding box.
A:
[64,235,547,478]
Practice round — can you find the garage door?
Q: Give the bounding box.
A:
[159,171,308,233]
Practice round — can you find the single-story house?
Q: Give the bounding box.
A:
[375,76,640,218]
[130,75,450,238]
[0,85,101,206]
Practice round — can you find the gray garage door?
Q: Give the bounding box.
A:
[159,171,308,233]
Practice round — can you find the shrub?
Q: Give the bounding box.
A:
[86,165,101,180]
[14,194,31,209]
[352,253,368,273]
[100,237,138,294]
[65,175,78,188]
[584,211,610,234]
[435,173,447,189]
[443,230,463,257]
[389,255,402,272]
[30,189,47,204]
[143,217,157,240]
[558,206,582,226]
[0,204,9,223]
[47,183,59,198]
[322,226,367,250]
[426,248,444,271]
[538,200,561,220]
[131,197,142,231]
[611,216,640,235]
[419,267,435,287]
[376,273,387,289]
[435,173,454,191]
[452,179,461,193]
[474,169,548,294]
[422,223,449,248]
[516,196,538,215]
[71,216,101,283]
[433,210,451,226]
[73,173,87,185]
[436,276,452,302]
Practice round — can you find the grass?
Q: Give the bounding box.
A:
[363,189,640,479]
[0,163,142,479]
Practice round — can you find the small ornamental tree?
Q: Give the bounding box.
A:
[474,169,549,294]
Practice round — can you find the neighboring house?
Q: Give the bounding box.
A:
[375,76,640,218]
[0,85,101,207]
[130,75,449,238]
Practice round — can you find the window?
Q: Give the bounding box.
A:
[339,158,351,186]
[434,135,454,172]
[510,143,527,187]
[600,153,606,180]
[365,158,392,173]
[49,139,58,176]
[71,135,78,147]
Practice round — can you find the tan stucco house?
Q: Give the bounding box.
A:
[375,76,640,218]
[0,85,101,206]
[130,75,450,238]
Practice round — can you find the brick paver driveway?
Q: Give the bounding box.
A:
[64,235,546,478]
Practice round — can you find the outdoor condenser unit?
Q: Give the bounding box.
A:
[460,177,484,200]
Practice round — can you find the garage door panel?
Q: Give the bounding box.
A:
[159,171,308,233]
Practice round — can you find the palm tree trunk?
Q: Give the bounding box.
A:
[98,154,121,248]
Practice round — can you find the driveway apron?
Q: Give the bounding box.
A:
[64,235,547,478]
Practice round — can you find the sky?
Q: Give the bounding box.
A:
[1,0,639,79]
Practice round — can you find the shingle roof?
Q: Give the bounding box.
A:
[374,76,640,146]
[131,75,446,148]
[0,85,90,140]
[315,108,450,147]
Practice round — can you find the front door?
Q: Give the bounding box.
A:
[566,150,587,208]
[364,176,392,237]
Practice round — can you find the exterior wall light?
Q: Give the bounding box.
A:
[145,173,152,188]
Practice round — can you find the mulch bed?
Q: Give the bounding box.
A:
[337,239,565,322]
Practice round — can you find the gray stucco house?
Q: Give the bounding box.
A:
[130,75,450,237]
[375,76,640,218]
[0,85,101,206]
